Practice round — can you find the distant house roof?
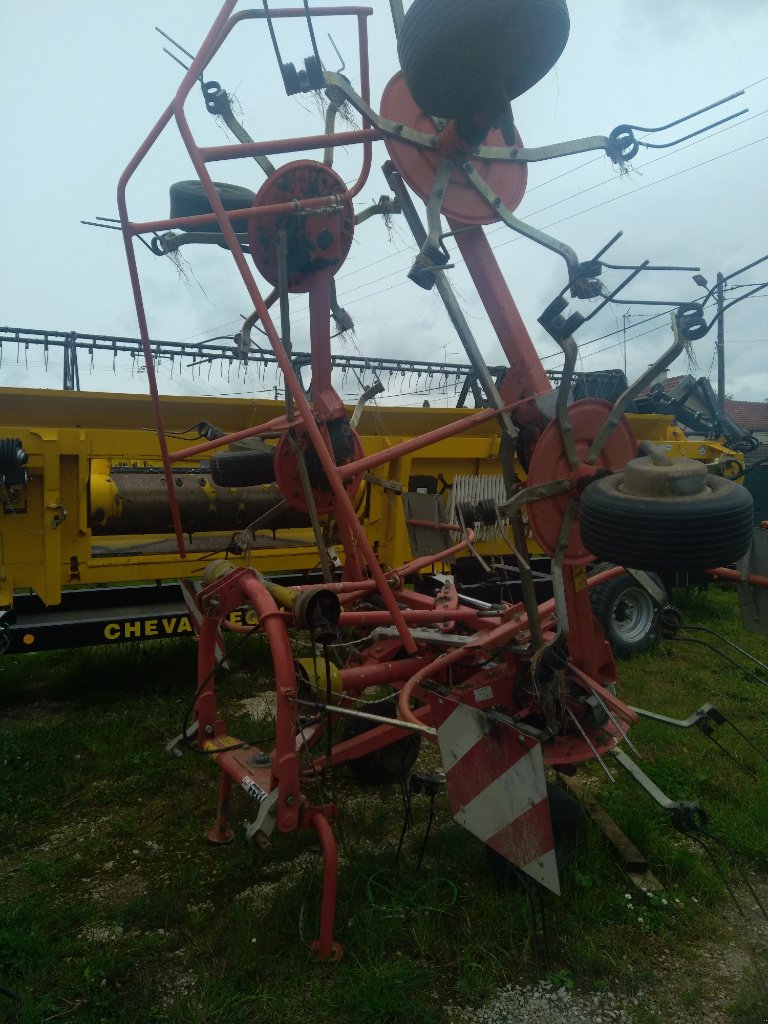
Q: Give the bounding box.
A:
[724,400,768,432]
[635,374,691,400]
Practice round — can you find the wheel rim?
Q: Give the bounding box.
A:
[611,587,656,645]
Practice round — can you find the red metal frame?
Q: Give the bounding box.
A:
[117,2,651,958]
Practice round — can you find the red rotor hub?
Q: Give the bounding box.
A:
[274,422,365,515]
[379,72,528,226]
[525,399,637,564]
[248,160,355,293]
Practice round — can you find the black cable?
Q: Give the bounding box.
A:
[415,791,436,872]
[394,786,413,869]
[664,635,768,689]
[698,829,768,921]
[683,830,746,918]
[322,640,333,777]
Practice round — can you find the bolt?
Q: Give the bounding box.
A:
[285,795,295,806]
[394,122,403,134]
[204,725,214,736]
[493,197,501,207]
[509,148,518,158]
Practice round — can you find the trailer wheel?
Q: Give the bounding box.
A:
[397,0,569,122]
[579,473,754,571]
[590,570,665,657]
[343,699,421,786]
[209,449,276,487]
[487,782,587,881]
[169,180,256,234]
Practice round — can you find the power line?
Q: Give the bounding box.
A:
[288,132,768,329]
[173,86,768,344]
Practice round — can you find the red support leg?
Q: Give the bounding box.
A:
[309,810,344,962]
[206,771,235,844]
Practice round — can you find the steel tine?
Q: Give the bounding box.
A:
[624,89,745,135]
[640,108,748,150]
[155,25,196,62]
[564,703,615,782]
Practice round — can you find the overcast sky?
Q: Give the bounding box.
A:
[1,1,767,406]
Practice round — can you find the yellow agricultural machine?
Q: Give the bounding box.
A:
[0,379,742,653]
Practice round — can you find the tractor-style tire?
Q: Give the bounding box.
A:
[579,474,754,571]
[209,449,276,487]
[397,0,570,121]
[343,698,421,786]
[487,782,587,882]
[590,570,665,657]
[169,180,256,234]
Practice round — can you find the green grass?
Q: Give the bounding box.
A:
[1,587,767,1022]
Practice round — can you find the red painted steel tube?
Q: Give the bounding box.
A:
[239,574,301,831]
[194,128,380,166]
[195,612,227,741]
[337,397,533,479]
[171,86,417,654]
[169,414,291,462]
[309,271,343,419]
[129,180,378,235]
[155,14,418,654]
[337,657,431,690]
[395,565,628,726]
[451,225,551,403]
[398,647,470,726]
[338,607,494,627]
[395,539,472,576]
[116,0,240,557]
[707,567,768,587]
[309,810,342,961]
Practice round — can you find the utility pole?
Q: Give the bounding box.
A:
[716,271,725,412]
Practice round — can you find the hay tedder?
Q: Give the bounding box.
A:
[114,0,767,959]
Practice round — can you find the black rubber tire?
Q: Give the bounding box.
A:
[579,474,754,571]
[209,449,276,487]
[487,782,587,881]
[590,570,665,657]
[397,0,570,121]
[343,698,421,786]
[304,418,356,490]
[169,180,256,234]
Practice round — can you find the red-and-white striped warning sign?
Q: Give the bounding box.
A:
[435,702,559,893]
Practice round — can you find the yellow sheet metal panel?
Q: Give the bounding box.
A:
[0,387,744,609]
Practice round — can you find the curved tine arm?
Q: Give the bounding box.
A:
[476,135,613,164]
[584,312,687,466]
[548,500,578,644]
[498,479,573,520]
[554,333,580,470]
[460,161,581,277]
[208,85,276,175]
[323,71,437,150]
